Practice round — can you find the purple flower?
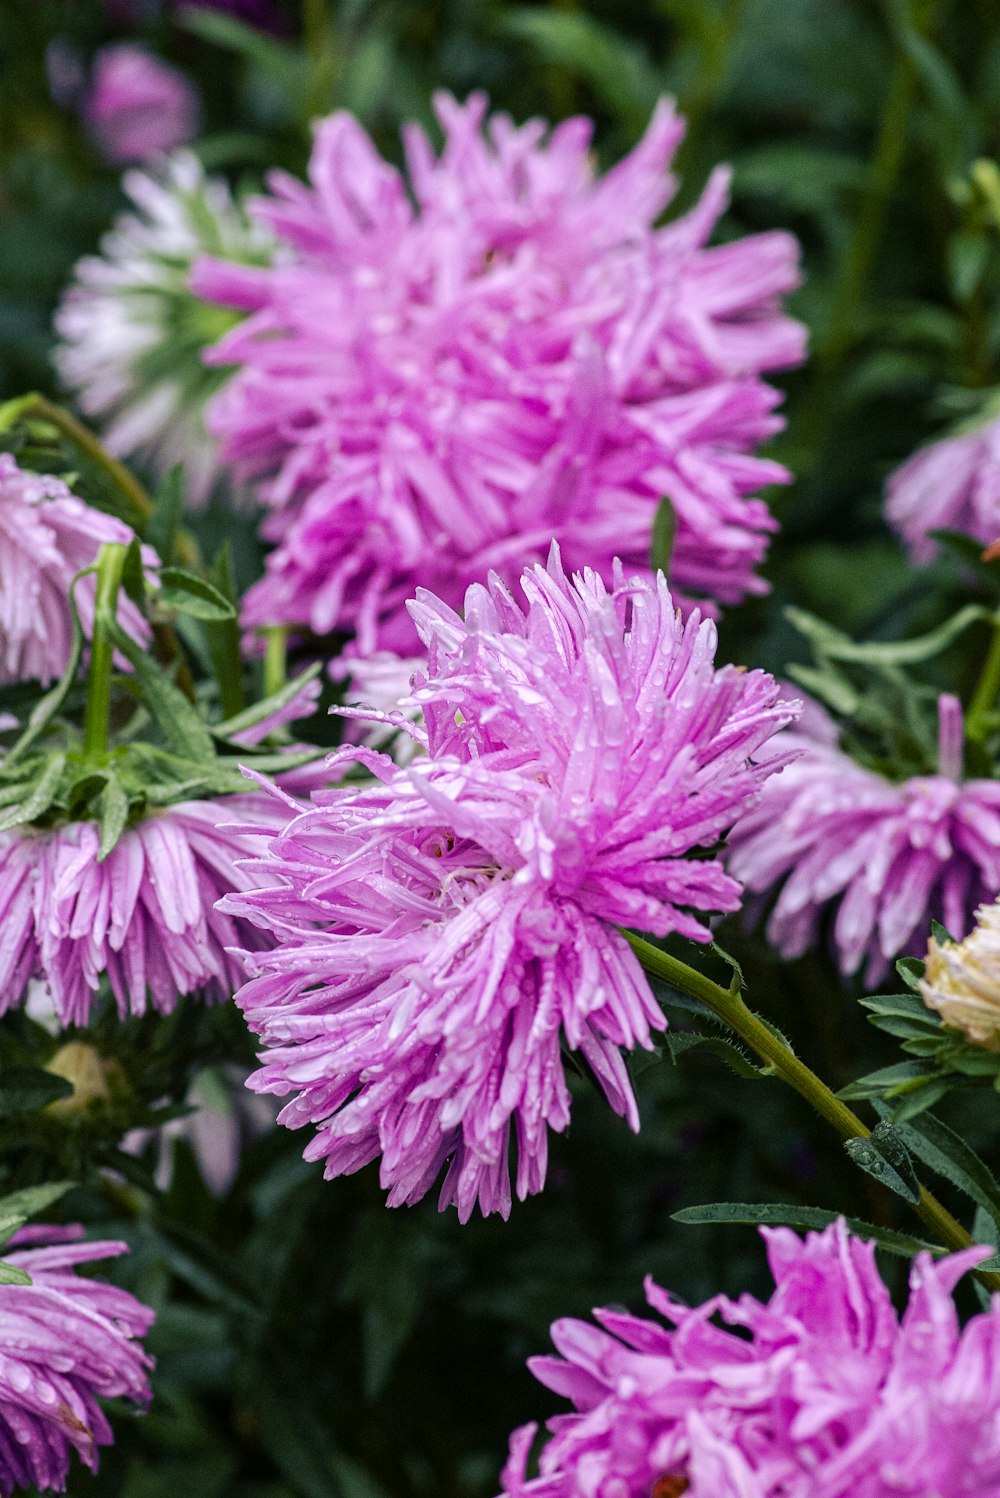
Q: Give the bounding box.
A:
[222,550,795,1219]
[195,93,804,654]
[726,692,1000,982]
[0,1224,153,1495]
[0,455,151,685]
[887,412,1000,564]
[0,794,299,1027]
[500,1220,1000,1498]
[84,44,199,165]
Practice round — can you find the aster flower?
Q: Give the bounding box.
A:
[222,550,795,1220]
[727,692,1000,983]
[0,1223,153,1495]
[0,792,308,1028]
[887,406,1000,564]
[500,1219,1000,1498]
[54,151,273,508]
[920,897,1000,1048]
[196,92,804,653]
[83,44,199,165]
[0,454,150,685]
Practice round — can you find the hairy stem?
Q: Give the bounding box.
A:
[625,931,1000,1287]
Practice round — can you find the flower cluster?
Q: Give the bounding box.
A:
[887,408,1000,563]
[501,1219,1000,1498]
[54,151,273,507]
[0,1224,153,1495]
[920,896,1000,1048]
[0,454,150,685]
[197,92,804,653]
[727,693,1000,981]
[222,551,795,1219]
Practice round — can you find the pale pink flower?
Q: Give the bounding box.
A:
[222,551,795,1218]
[727,692,1000,982]
[0,1225,153,1495]
[887,412,1000,563]
[0,454,151,685]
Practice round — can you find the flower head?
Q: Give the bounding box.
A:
[0,793,297,1028]
[0,1224,153,1495]
[920,897,1000,1048]
[726,692,1000,982]
[887,409,1000,564]
[84,44,199,165]
[196,93,804,653]
[501,1219,1000,1498]
[223,551,794,1219]
[0,454,150,685]
[54,151,273,508]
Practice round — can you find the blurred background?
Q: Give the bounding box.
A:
[4,2,1000,1494]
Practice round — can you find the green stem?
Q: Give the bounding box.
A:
[83,543,127,763]
[263,627,288,699]
[966,616,1000,743]
[625,931,1000,1287]
[5,394,153,525]
[303,0,336,121]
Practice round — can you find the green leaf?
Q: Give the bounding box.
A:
[787,603,990,667]
[212,662,323,743]
[157,567,237,622]
[844,1121,920,1204]
[206,544,244,720]
[0,1264,32,1286]
[6,569,89,764]
[882,1107,1000,1232]
[109,620,216,761]
[500,11,660,131]
[120,535,147,609]
[0,1181,74,1237]
[663,1030,763,1079]
[671,1202,945,1257]
[0,1067,73,1114]
[177,9,306,91]
[650,496,676,575]
[97,772,130,860]
[0,751,66,833]
[146,466,185,563]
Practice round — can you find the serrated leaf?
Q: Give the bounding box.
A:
[0,1067,74,1114]
[663,1031,763,1079]
[671,1202,944,1257]
[157,567,237,622]
[845,1122,920,1204]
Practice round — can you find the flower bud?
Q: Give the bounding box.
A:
[919,901,1000,1049]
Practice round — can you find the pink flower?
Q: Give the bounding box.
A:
[84,44,199,165]
[0,794,298,1027]
[222,551,795,1219]
[726,693,1000,982]
[500,1220,1000,1498]
[887,413,1000,564]
[0,1224,153,1495]
[0,455,151,685]
[196,93,804,653]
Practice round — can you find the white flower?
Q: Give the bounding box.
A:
[54,150,272,508]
